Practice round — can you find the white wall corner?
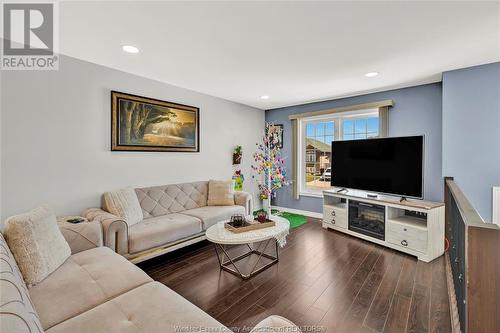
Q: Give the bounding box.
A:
[493,187,500,227]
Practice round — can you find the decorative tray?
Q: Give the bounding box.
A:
[224,219,275,233]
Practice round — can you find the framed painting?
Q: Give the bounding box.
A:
[111,91,199,152]
[268,124,284,148]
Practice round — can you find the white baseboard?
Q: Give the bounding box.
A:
[271,205,323,219]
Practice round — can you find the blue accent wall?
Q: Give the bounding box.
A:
[442,62,500,222]
[266,83,443,213]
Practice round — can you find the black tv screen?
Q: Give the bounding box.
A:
[331,136,424,198]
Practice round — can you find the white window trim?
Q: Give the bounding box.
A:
[298,108,381,197]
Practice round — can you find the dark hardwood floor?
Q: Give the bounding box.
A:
[139,218,451,333]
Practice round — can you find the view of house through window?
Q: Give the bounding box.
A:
[303,113,380,193]
[305,121,334,190]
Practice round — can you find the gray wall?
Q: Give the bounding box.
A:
[0,70,3,219]
[266,83,443,213]
[1,55,264,220]
[443,62,500,222]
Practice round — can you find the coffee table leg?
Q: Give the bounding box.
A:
[214,243,246,277]
[214,239,279,280]
[213,244,223,268]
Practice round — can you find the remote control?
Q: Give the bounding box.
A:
[67,218,84,224]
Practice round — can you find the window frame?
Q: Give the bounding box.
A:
[298,108,382,197]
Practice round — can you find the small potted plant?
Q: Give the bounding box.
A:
[232,169,244,191]
[233,145,242,165]
[256,210,268,223]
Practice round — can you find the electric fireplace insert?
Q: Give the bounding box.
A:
[348,200,385,240]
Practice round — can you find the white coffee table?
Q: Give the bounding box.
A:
[206,215,290,280]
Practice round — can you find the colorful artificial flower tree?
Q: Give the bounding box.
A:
[251,123,289,216]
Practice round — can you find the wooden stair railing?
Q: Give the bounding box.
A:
[444,177,500,333]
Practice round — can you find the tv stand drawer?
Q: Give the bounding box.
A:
[323,206,347,228]
[386,220,427,253]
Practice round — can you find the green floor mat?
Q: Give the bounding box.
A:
[253,209,308,229]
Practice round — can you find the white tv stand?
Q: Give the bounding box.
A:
[322,188,444,262]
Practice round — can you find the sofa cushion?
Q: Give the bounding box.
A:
[128,214,203,254]
[3,206,71,286]
[103,187,143,226]
[0,234,45,333]
[135,181,208,218]
[28,247,152,330]
[181,205,246,229]
[207,180,235,206]
[46,282,228,333]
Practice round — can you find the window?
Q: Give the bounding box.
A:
[343,117,379,140]
[304,121,335,191]
[299,110,381,195]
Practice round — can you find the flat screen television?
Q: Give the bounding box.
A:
[330,136,424,198]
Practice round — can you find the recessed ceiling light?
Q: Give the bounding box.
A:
[365,71,379,78]
[260,95,270,100]
[122,45,139,54]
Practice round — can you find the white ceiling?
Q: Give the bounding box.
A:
[59,1,500,109]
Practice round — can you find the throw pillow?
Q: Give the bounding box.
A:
[207,180,235,206]
[3,205,71,287]
[103,187,143,225]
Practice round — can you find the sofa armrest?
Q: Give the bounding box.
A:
[83,208,129,255]
[251,315,301,332]
[58,220,103,254]
[234,191,253,215]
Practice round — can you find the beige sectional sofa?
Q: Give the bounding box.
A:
[0,227,298,333]
[84,181,253,263]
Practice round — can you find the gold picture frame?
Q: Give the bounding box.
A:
[111,91,199,152]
